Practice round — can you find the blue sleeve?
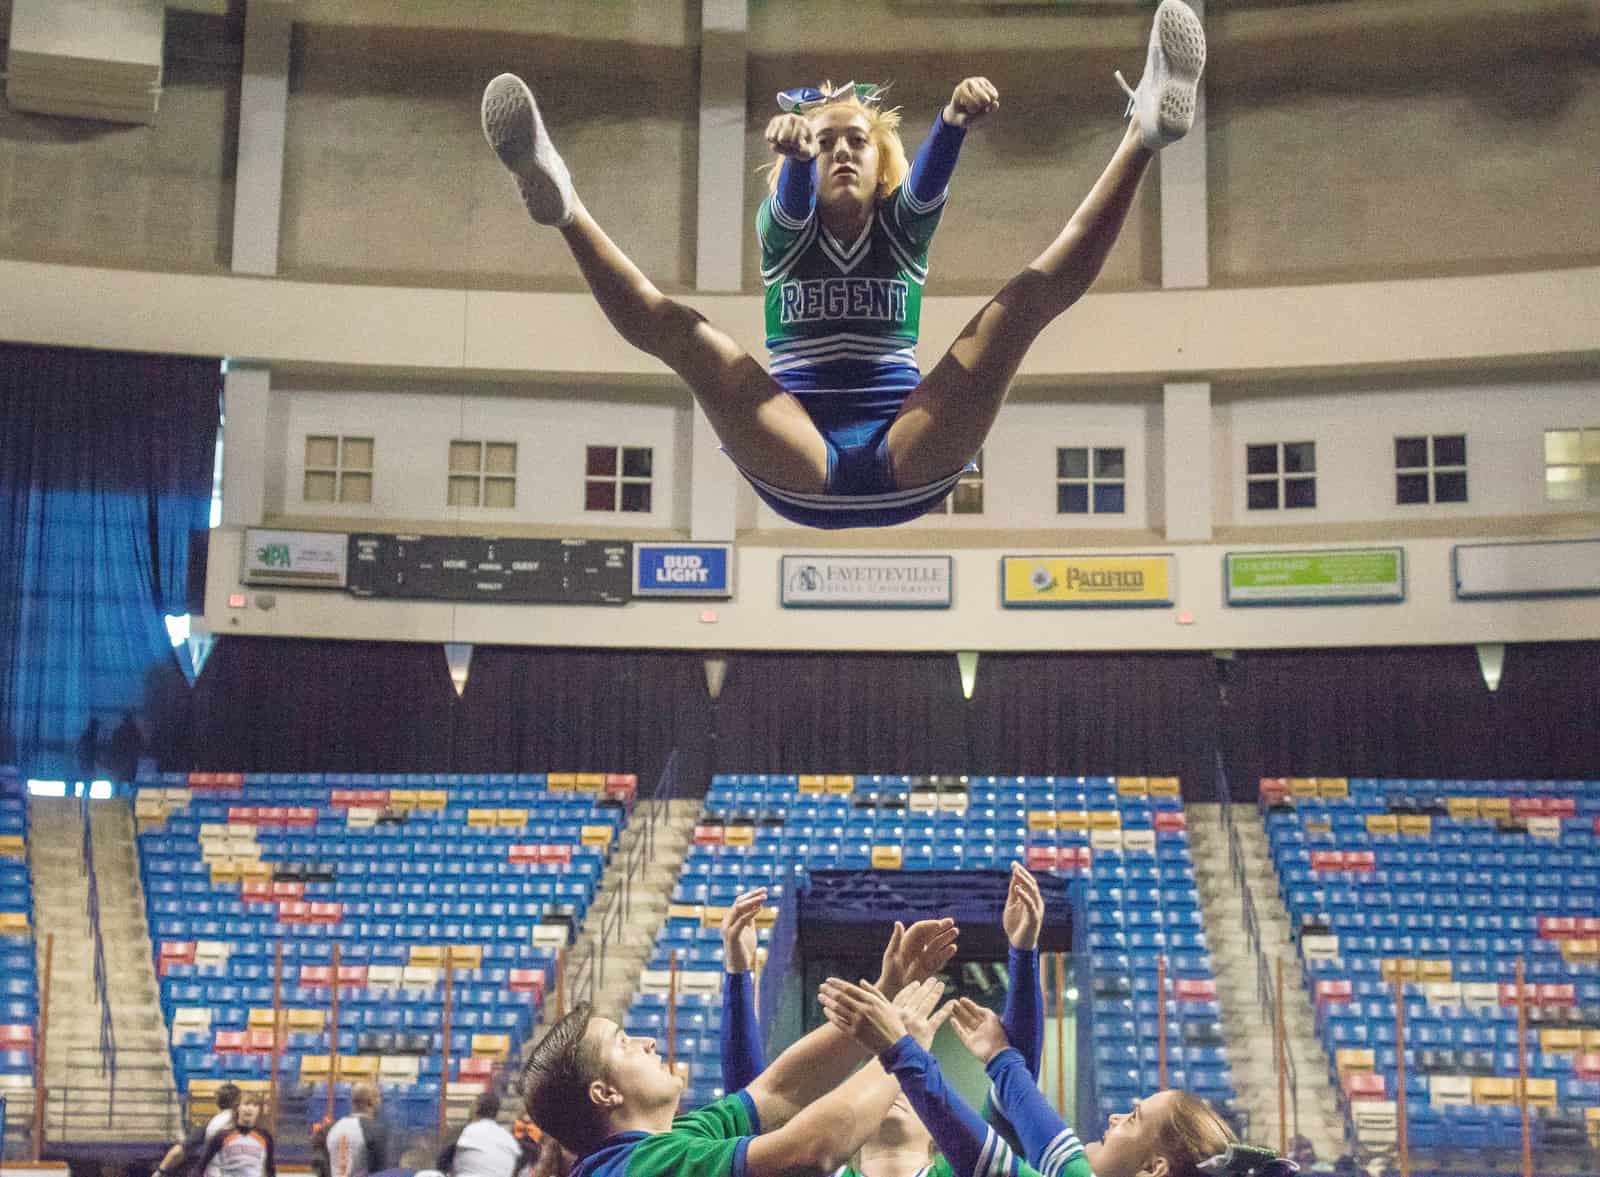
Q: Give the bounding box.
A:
[904,113,967,211]
[880,1037,1020,1177]
[1003,948,1044,1079]
[984,1049,1086,1177]
[774,158,816,225]
[720,970,767,1092]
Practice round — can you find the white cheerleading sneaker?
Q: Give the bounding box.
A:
[481,72,576,227]
[1114,0,1207,151]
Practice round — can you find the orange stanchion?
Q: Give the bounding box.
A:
[667,949,679,1066]
[269,942,284,1131]
[1516,959,1531,1177]
[1275,956,1287,1154]
[1054,953,1067,1115]
[556,945,566,1020]
[327,942,341,1121]
[1394,973,1409,1177]
[440,955,456,1139]
[1157,955,1168,1090]
[33,932,53,1160]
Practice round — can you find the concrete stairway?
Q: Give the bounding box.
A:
[535,798,699,1031]
[29,796,180,1144]
[1188,803,1347,1159]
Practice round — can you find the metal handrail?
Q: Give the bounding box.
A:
[76,794,117,1090]
[565,751,681,1012]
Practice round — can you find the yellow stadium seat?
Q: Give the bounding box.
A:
[797,774,825,793]
[1316,777,1350,799]
[1057,810,1090,831]
[210,862,241,884]
[575,773,606,791]
[1381,958,1421,982]
[299,1055,331,1080]
[288,1009,325,1032]
[824,774,855,793]
[386,790,418,810]
[1472,1077,1516,1105]
[720,825,754,847]
[667,903,702,921]
[0,835,30,859]
[1147,777,1181,797]
[1519,1078,1557,1108]
[1336,1048,1375,1074]
[247,1008,277,1029]
[379,1055,420,1083]
[1479,797,1511,820]
[0,913,29,936]
[466,809,496,827]
[755,907,778,929]
[472,1034,511,1060]
[1562,939,1600,964]
[1115,777,1148,796]
[1027,811,1057,831]
[337,1055,380,1078]
[1418,960,1453,983]
[871,845,904,869]
[1399,815,1432,836]
[1366,815,1399,836]
[546,773,576,791]
[418,790,448,810]
[1583,1028,1600,1052]
[1289,777,1318,797]
[409,945,445,968]
[1446,797,1481,819]
[1089,810,1122,830]
[1540,1028,1582,1054]
[497,809,527,828]
[449,944,483,968]
[700,907,729,929]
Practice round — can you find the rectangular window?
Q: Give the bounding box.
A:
[930,449,984,515]
[1544,427,1600,502]
[1394,434,1467,505]
[303,434,373,504]
[1056,446,1126,514]
[585,445,653,513]
[448,441,517,509]
[1245,442,1316,511]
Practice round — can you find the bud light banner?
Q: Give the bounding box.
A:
[632,543,734,598]
[780,555,953,609]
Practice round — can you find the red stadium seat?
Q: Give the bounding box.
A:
[537,845,573,864]
[1025,847,1058,871]
[241,881,272,902]
[1315,980,1355,1007]
[1540,917,1578,940]
[1342,1072,1387,1101]
[245,1030,277,1054]
[458,1057,495,1082]
[300,966,333,988]
[271,881,304,900]
[1574,1053,1600,1079]
[508,844,540,864]
[337,965,367,988]
[0,1025,33,1051]
[509,969,546,998]
[278,901,311,924]
[1174,980,1217,1002]
[1154,811,1187,832]
[309,902,343,924]
[228,806,257,824]
[213,1031,246,1054]
[1310,851,1345,871]
[693,825,724,846]
[330,790,359,808]
[284,806,317,826]
[258,807,288,826]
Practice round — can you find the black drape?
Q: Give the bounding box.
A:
[1223,641,1600,797]
[183,639,1223,796]
[189,637,457,771]
[0,341,218,775]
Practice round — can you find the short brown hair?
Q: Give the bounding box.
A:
[519,1004,609,1157]
[1157,1092,1236,1177]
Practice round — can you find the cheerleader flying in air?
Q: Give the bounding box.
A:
[483,0,1206,528]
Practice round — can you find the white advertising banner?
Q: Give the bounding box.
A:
[241,529,349,587]
[780,555,953,609]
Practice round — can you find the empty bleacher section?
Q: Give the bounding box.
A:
[1264,776,1600,1168]
[0,775,37,1149]
[135,769,635,1142]
[622,772,1236,1131]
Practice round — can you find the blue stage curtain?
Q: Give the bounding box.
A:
[0,342,219,776]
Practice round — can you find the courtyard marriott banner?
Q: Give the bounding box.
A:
[1001,555,1175,608]
[1225,547,1405,605]
[780,555,953,608]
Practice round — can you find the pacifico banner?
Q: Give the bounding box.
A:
[1001,555,1175,609]
[780,555,953,609]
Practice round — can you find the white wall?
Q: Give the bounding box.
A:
[1214,378,1600,529]
[273,387,689,531]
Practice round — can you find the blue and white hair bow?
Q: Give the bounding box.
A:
[775,81,886,115]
